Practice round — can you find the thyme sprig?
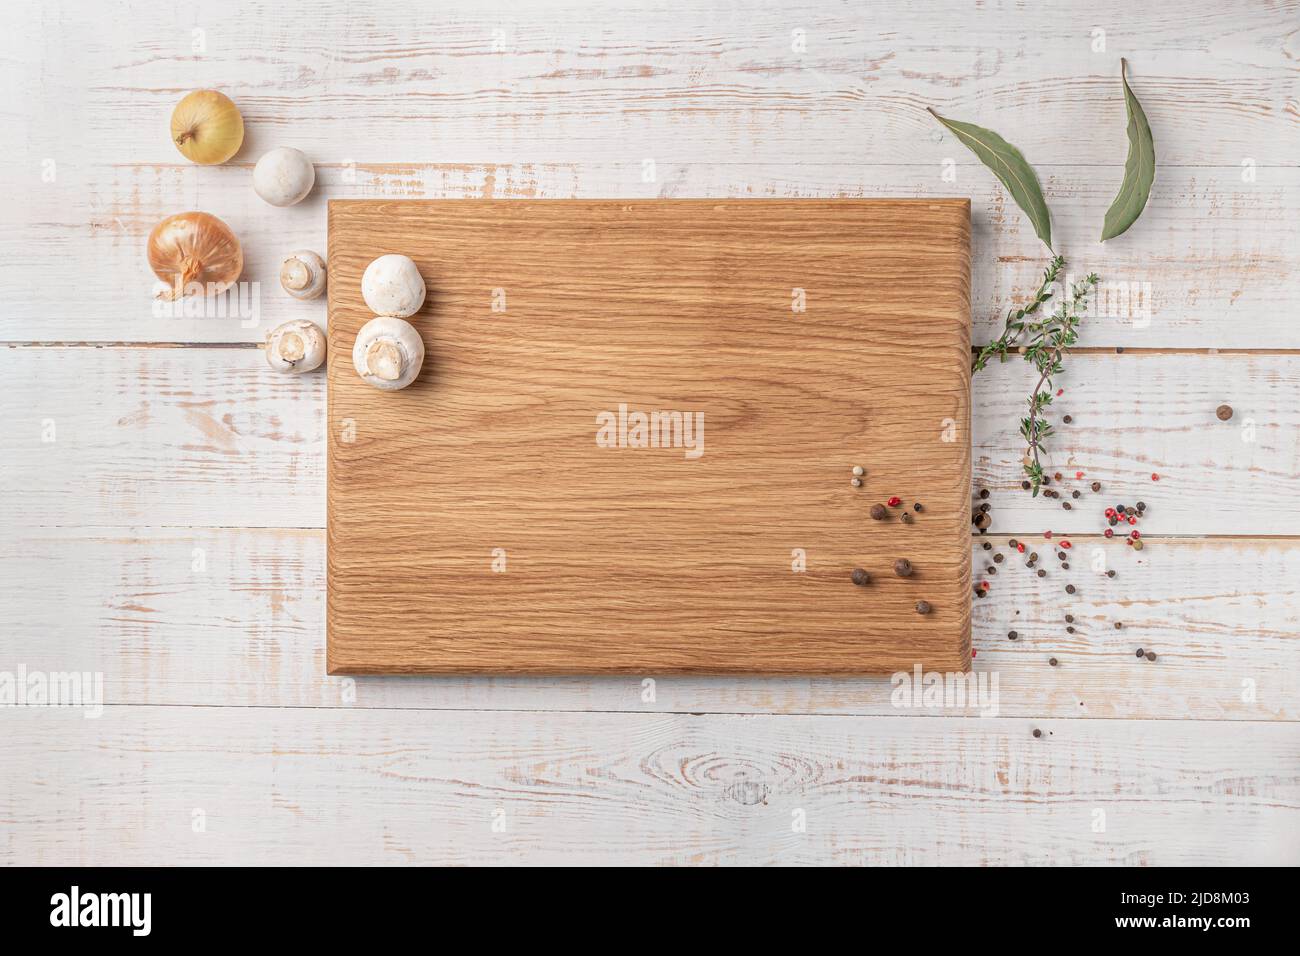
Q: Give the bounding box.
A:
[973,258,1099,496]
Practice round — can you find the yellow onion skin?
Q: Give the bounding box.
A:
[171,90,244,165]
[147,212,243,300]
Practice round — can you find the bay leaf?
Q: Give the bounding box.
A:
[927,107,1052,250]
[1101,58,1155,241]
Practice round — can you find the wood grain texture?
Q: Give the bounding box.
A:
[5,348,1296,535]
[327,199,971,673]
[3,162,1293,346]
[3,528,1297,719]
[5,707,1297,865]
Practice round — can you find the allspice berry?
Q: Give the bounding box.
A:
[1146,651,1157,661]
[869,504,887,521]
[915,600,932,615]
[893,558,913,578]
[851,568,870,586]
[1216,404,1233,421]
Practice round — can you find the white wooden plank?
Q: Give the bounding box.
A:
[1,163,1293,346]
[4,707,1296,865]
[2,0,1294,168]
[3,529,1296,719]
[2,347,1294,533]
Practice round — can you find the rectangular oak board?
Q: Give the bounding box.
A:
[327,200,971,674]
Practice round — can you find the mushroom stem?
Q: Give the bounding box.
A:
[364,339,405,381]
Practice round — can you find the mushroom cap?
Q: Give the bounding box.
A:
[253,147,315,206]
[279,250,327,299]
[361,254,426,317]
[352,316,425,390]
[265,319,326,374]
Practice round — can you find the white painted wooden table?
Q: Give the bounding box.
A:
[2,0,1298,866]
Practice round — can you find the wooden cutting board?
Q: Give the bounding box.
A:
[327,199,971,674]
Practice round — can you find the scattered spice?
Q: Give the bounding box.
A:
[1107,569,1116,578]
[1151,473,1160,481]
[1065,614,1074,623]
[852,465,865,477]
[1216,404,1233,421]
[893,558,913,578]
[1114,621,1123,629]
[1063,415,1072,424]
[1145,651,1157,661]
[887,496,902,507]
[1032,728,1042,738]
[913,502,924,512]
[1135,648,1144,658]
[1065,584,1076,594]
[851,568,870,586]
[1091,481,1101,492]
[901,511,914,524]
[1049,657,1059,667]
[1008,630,1018,640]
[1037,569,1046,578]
[851,477,862,488]
[993,553,1004,563]
[979,489,990,500]
[915,600,932,615]
[870,504,887,521]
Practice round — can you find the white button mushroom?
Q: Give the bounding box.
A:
[265,319,327,374]
[352,316,425,390]
[253,147,315,206]
[361,254,426,317]
[279,250,327,300]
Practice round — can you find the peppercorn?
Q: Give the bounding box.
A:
[1107,570,1116,578]
[986,566,996,574]
[901,511,913,524]
[1066,626,1075,634]
[1021,480,1031,490]
[1216,404,1233,421]
[887,496,902,507]
[1091,481,1101,493]
[913,502,924,512]
[1072,490,1080,499]
[1029,552,1039,561]
[1104,529,1113,538]
[1049,657,1058,667]
[1037,569,1046,578]
[915,600,932,615]
[974,512,991,530]
[1054,472,1063,481]
[1063,502,1072,510]
[1065,584,1076,594]
[1136,501,1146,511]
[982,542,991,551]
[1136,648,1144,658]
[1132,539,1144,551]
[1009,539,1018,547]
[1057,551,1066,560]
[870,504,887,520]
[1115,622,1123,629]
[893,558,913,578]
[979,489,989,499]
[1146,651,1157,661]
[852,465,865,477]
[1061,562,1069,570]
[1032,728,1042,738]
[980,503,990,513]
[974,587,986,598]
[1108,517,1118,527]
[1063,415,1072,423]
[851,568,870,586]
[1008,630,1018,640]
[1065,614,1074,623]
[851,477,862,488]
[993,553,1004,563]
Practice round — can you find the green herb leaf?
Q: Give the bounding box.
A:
[1101,59,1155,241]
[927,107,1053,250]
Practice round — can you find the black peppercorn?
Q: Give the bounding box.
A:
[1136,501,1146,511]
[980,502,990,513]
[851,568,870,586]
[993,553,1004,563]
[1065,614,1074,623]
[1008,630,1018,640]
[1066,626,1075,633]
[1146,651,1157,661]
[1114,622,1123,629]
[1091,481,1101,492]
[1061,562,1069,569]
[901,511,913,524]
[979,489,989,499]
[1107,570,1116,578]
[1109,517,1118,526]
[913,502,924,512]
[1065,584,1076,594]
[1057,551,1066,560]
[1136,648,1144,658]
[1072,490,1080,499]
[1063,502,1072,510]
[1049,657,1058,667]
[893,558,913,578]
[1063,415,1072,423]
[1008,539,1018,548]
[870,503,887,520]
[1021,480,1031,490]
[1037,569,1046,578]
[1032,728,1042,738]
[982,542,991,551]
[915,600,931,615]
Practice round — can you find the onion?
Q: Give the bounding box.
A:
[147,212,243,300]
[170,90,244,165]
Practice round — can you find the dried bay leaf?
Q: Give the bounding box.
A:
[1101,59,1156,241]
